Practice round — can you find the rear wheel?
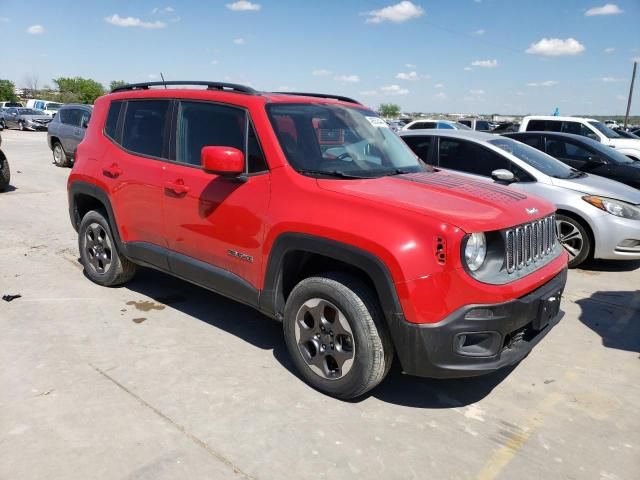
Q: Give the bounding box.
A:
[283,273,393,399]
[18,121,25,131]
[52,142,70,167]
[0,155,10,192]
[78,210,136,286]
[556,214,591,268]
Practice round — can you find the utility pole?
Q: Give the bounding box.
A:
[624,61,637,129]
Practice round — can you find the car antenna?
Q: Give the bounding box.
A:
[160,72,167,89]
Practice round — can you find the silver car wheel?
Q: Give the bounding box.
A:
[294,298,355,380]
[53,144,64,165]
[556,218,583,260]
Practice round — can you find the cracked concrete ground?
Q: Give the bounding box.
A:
[1,130,639,480]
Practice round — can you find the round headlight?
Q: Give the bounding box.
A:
[464,233,487,271]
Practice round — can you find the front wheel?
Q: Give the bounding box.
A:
[18,121,25,131]
[556,214,591,268]
[0,155,10,192]
[283,273,394,399]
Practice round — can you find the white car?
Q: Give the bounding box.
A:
[519,116,640,161]
[402,119,471,131]
[25,99,62,118]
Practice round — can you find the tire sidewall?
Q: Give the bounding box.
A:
[557,214,591,268]
[53,143,66,167]
[283,277,382,398]
[78,210,122,286]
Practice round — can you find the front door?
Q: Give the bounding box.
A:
[163,100,270,289]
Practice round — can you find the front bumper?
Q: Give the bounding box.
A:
[591,212,640,260]
[388,268,567,378]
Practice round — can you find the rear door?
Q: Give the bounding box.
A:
[163,100,270,289]
[101,99,171,256]
[545,137,601,170]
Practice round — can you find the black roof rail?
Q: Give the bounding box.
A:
[111,81,257,94]
[270,91,362,105]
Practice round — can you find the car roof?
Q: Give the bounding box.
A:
[59,104,93,110]
[523,115,598,122]
[505,131,591,142]
[399,129,494,140]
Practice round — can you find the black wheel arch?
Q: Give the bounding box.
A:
[260,233,404,324]
[68,181,123,247]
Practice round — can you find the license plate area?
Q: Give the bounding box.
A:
[533,292,561,330]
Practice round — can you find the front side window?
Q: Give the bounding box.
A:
[402,136,433,164]
[267,103,423,178]
[561,121,598,140]
[527,120,561,132]
[438,138,508,176]
[122,100,170,158]
[489,137,576,179]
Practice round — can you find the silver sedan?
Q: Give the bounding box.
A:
[399,129,640,267]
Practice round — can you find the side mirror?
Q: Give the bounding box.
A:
[201,146,245,178]
[491,169,515,184]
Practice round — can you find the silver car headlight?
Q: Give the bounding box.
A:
[583,196,640,220]
[464,232,487,271]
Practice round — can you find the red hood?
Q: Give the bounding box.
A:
[318,171,555,232]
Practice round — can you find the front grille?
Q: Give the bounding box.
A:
[505,215,556,273]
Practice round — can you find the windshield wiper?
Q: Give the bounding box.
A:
[297,169,371,179]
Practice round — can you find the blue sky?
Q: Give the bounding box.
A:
[0,0,638,115]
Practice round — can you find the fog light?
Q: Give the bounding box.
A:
[454,331,501,357]
[617,239,640,248]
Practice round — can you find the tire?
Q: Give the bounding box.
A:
[556,214,591,268]
[0,120,5,129]
[283,272,394,399]
[52,142,70,167]
[0,155,10,192]
[18,121,24,131]
[78,210,136,286]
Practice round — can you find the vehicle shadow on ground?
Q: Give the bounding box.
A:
[578,259,640,273]
[124,267,514,408]
[575,290,640,354]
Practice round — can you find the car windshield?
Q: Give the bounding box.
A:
[17,108,44,115]
[488,137,577,179]
[588,120,621,139]
[578,136,635,164]
[46,103,62,109]
[267,103,424,178]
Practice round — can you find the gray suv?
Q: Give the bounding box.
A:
[47,104,92,167]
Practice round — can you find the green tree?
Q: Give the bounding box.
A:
[110,80,127,91]
[379,103,401,118]
[0,80,18,102]
[53,77,105,104]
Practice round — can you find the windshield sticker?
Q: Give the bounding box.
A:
[366,117,390,128]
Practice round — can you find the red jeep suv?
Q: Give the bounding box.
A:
[68,81,568,398]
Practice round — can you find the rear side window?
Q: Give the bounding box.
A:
[527,120,561,132]
[459,120,471,127]
[105,101,123,140]
[476,121,491,131]
[438,138,509,176]
[176,101,267,173]
[409,121,436,130]
[122,100,170,158]
[402,136,433,163]
[59,108,82,126]
[519,135,544,151]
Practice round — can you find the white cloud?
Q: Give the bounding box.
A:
[26,24,44,34]
[334,74,360,83]
[0,17,9,23]
[364,1,424,24]
[633,56,640,63]
[233,37,246,45]
[396,71,417,80]
[169,16,181,23]
[604,47,615,53]
[152,6,174,14]
[226,1,261,11]
[434,92,447,99]
[585,4,623,16]
[471,59,498,68]
[464,67,473,71]
[104,14,166,29]
[526,38,585,56]
[434,83,444,88]
[211,60,219,65]
[148,74,159,79]
[600,76,623,82]
[405,63,416,68]
[469,89,485,95]
[516,91,525,96]
[380,84,409,95]
[472,29,485,35]
[312,69,331,76]
[527,80,558,87]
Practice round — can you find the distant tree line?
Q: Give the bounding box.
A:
[0,77,130,105]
